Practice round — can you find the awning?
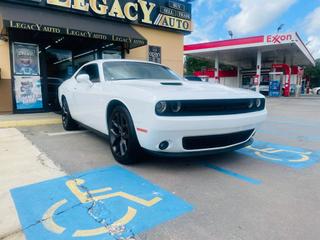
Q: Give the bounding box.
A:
[0,2,147,49]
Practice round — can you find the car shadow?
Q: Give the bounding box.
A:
[133,150,250,172]
[69,127,252,173]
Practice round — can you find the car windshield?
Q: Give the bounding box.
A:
[103,62,181,81]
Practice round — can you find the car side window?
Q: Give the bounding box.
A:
[77,64,100,83]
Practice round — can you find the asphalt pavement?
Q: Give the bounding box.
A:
[2,97,320,240]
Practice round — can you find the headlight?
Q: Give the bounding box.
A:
[256,99,262,108]
[155,101,167,114]
[248,99,254,109]
[171,101,182,113]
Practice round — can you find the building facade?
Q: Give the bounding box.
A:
[0,0,192,113]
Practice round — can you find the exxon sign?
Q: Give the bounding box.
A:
[266,34,295,44]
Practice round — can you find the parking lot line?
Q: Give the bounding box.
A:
[204,163,262,185]
[47,130,88,137]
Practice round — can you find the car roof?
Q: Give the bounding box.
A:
[85,59,165,67]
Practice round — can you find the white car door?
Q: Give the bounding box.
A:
[73,64,107,133]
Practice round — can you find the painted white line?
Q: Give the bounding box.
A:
[47,130,88,137]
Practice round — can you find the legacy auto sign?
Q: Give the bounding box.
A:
[4,0,192,33]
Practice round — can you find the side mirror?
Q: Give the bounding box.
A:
[76,74,93,86]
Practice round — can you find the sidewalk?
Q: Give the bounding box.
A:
[0,112,61,128]
[0,128,65,240]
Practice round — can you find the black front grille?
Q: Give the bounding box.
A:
[157,99,265,116]
[182,129,255,150]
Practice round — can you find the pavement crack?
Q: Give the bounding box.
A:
[0,228,22,240]
[72,178,138,239]
[0,201,82,240]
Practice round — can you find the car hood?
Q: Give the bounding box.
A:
[111,80,264,100]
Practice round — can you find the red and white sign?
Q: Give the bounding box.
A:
[266,34,294,44]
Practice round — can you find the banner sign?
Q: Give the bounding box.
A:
[148,45,161,64]
[12,42,40,76]
[7,21,147,46]
[2,0,193,34]
[14,75,43,110]
[12,42,43,110]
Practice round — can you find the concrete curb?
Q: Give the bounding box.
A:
[0,118,62,128]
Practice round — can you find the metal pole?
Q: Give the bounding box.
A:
[237,65,241,88]
[256,50,262,92]
[215,55,219,84]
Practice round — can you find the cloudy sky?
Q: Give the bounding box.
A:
[185,0,320,59]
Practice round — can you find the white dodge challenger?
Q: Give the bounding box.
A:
[59,60,267,164]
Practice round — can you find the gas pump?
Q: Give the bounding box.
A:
[269,72,283,97]
[295,67,304,97]
[271,64,291,97]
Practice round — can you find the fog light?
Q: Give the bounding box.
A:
[159,141,169,150]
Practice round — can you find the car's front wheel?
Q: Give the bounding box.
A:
[317,90,320,95]
[61,98,78,131]
[108,105,142,164]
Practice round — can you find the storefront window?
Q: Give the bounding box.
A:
[102,50,122,60]
[46,49,73,80]
[73,50,98,72]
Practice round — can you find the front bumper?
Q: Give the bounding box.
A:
[135,109,267,153]
[146,138,254,157]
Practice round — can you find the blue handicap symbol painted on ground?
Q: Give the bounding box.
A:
[11,166,192,240]
[237,140,320,168]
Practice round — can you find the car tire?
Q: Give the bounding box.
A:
[108,105,143,165]
[61,98,78,131]
[317,90,320,95]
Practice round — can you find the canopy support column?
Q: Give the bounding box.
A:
[255,50,262,92]
[214,55,219,83]
[237,65,241,88]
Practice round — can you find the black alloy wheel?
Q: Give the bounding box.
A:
[61,98,78,131]
[108,105,142,164]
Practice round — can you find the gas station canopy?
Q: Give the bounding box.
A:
[184,33,315,68]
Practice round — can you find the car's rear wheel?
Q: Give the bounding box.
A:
[108,105,142,164]
[61,98,78,131]
[317,90,320,95]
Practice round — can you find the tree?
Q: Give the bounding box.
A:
[304,59,320,87]
[184,56,235,75]
[184,56,214,75]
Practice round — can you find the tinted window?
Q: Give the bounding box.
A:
[185,76,202,81]
[78,64,100,83]
[103,62,181,81]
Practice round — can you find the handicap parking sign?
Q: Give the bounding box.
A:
[238,140,320,168]
[11,166,192,239]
